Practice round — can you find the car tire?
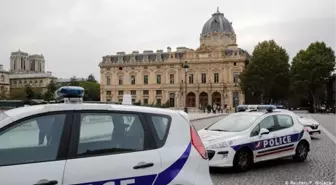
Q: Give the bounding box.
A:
[293,141,309,162]
[233,148,253,172]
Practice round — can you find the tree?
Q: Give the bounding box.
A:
[24,85,35,100]
[87,74,97,83]
[79,81,100,101]
[44,80,57,101]
[69,76,80,86]
[290,42,335,112]
[239,40,290,104]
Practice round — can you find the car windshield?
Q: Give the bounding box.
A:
[206,113,260,132]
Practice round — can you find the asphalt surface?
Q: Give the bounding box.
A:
[191,114,336,185]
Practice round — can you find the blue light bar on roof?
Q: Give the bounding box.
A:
[55,86,84,99]
[236,104,276,112]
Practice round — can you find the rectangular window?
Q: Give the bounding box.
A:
[119,78,123,85]
[144,75,148,84]
[147,114,171,147]
[156,99,161,105]
[201,73,206,83]
[131,90,136,96]
[106,76,111,85]
[276,115,294,129]
[143,99,148,104]
[169,74,174,84]
[156,90,162,96]
[188,74,194,84]
[77,113,146,157]
[156,75,161,84]
[118,90,123,96]
[130,75,136,85]
[214,73,219,83]
[106,99,111,102]
[106,91,111,96]
[0,114,66,166]
[143,90,149,96]
[233,72,239,83]
[118,99,122,103]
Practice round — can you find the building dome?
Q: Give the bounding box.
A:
[201,7,234,36]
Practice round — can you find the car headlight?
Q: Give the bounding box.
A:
[207,141,232,149]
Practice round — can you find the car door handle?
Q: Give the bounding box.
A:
[133,162,154,169]
[34,180,58,185]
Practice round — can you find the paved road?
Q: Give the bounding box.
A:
[191,114,336,185]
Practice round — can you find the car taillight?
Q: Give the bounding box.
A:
[190,126,208,159]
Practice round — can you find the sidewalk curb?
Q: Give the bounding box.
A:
[190,113,228,122]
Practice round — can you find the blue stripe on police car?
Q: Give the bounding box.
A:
[71,142,192,185]
[231,130,304,151]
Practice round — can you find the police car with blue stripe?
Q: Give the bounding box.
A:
[198,105,311,172]
[0,86,213,185]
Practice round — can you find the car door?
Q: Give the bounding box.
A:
[0,111,72,185]
[62,110,162,185]
[249,115,279,162]
[271,114,297,158]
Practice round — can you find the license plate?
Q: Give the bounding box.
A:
[311,132,319,136]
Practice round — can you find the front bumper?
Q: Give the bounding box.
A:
[305,126,321,136]
[206,147,236,167]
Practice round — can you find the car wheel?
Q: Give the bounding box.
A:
[233,149,253,172]
[293,141,309,162]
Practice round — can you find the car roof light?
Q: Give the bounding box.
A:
[55,86,84,104]
[237,104,276,112]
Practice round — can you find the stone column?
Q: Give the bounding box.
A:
[196,92,200,108]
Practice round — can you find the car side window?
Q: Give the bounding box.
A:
[147,114,171,148]
[250,124,260,137]
[0,114,66,166]
[276,115,294,129]
[259,115,276,132]
[77,113,146,157]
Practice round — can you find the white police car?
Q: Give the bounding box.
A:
[0,86,213,185]
[198,105,311,172]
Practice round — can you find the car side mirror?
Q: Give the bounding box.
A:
[259,128,270,137]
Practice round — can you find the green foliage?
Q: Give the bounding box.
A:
[44,80,57,101]
[290,42,335,108]
[239,40,290,103]
[86,74,97,83]
[79,81,100,101]
[69,76,80,86]
[24,85,35,100]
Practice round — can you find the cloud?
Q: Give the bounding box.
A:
[0,0,335,79]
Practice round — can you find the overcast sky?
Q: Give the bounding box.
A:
[0,0,335,79]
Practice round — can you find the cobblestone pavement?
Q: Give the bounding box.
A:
[191,114,336,185]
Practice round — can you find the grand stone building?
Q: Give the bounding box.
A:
[99,9,249,108]
[0,64,10,98]
[9,50,56,93]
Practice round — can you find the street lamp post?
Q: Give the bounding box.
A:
[183,61,189,113]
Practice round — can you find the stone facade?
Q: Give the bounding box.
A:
[8,50,56,94]
[10,50,46,73]
[9,72,57,93]
[99,9,249,108]
[0,65,10,98]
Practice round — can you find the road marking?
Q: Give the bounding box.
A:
[307,115,336,145]
[319,125,336,145]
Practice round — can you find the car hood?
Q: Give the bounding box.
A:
[198,129,243,146]
[297,116,319,126]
